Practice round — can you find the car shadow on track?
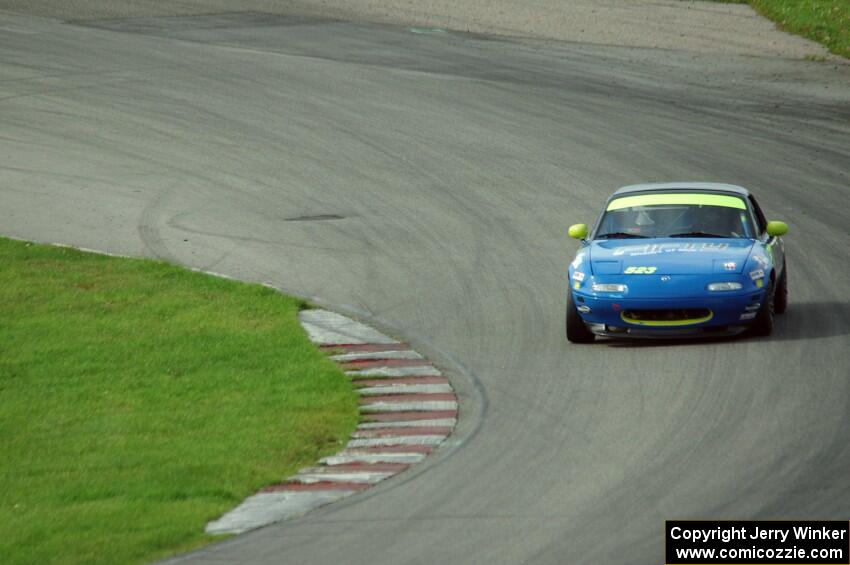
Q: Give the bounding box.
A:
[598,301,850,348]
[768,301,850,342]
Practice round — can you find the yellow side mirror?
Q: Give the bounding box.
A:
[766,220,788,237]
[568,223,588,240]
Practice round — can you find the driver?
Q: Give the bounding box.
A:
[693,205,743,237]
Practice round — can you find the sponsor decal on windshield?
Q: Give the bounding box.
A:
[606,193,746,211]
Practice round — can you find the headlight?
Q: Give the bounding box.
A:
[592,283,627,293]
[707,282,743,291]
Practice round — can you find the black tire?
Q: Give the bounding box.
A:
[774,263,788,315]
[750,279,775,336]
[566,286,595,343]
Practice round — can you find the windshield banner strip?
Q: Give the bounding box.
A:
[607,194,746,211]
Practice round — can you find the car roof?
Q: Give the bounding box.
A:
[611,182,751,198]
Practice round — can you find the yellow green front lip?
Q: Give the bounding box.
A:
[620,310,714,326]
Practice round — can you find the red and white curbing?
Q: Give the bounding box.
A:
[205,309,457,535]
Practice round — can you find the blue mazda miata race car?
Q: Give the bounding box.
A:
[566,183,788,342]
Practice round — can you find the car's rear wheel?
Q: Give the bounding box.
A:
[774,263,788,314]
[566,286,595,343]
[750,279,775,336]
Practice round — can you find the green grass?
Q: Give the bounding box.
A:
[0,237,359,565]
[710,0,850,58]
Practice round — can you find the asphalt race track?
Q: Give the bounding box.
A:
[1,9,849,564]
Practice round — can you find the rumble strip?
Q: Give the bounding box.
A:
[205,309,457,534]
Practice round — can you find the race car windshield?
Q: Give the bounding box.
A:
[596,195,754,239]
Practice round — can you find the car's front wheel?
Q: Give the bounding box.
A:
[750,279,775,336]
[566,286,595,343]
[774,263,788,314]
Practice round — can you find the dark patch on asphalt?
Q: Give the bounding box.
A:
[71,12,339,32]
[284,214,345,222]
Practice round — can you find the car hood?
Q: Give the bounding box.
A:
[589,238,755,275]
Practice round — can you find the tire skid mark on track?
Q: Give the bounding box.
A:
[138,183,179,263]
[204,308,457,535]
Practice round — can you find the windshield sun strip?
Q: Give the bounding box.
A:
[606,193,747,211]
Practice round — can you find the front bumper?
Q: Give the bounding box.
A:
[585,323,749,339]
[572,290,764,339]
